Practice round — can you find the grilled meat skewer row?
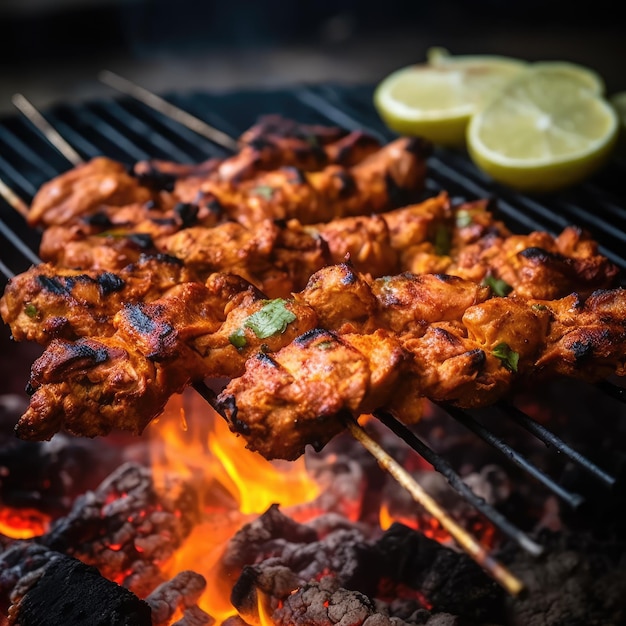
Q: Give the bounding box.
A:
[14,264,491,442]
[29,134,429,264]
[14,263,626,459]
[26,115,383,229]
[3,192,619,346]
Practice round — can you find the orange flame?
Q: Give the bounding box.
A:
[147,389,321,621]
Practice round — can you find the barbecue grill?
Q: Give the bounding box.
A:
[0,80,625,616]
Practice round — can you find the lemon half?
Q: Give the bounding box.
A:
[466,65,619,193]
[374,50,527,147]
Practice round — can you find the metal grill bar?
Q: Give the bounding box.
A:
[496,401,617,489]
[441,405,586,509]
[374,409,544,556]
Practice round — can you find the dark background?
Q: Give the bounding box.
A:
[0,0,624,115]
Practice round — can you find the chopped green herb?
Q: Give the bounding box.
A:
[244,299,296,339]
[253,185,275,200]
[228,328,247,348]
[434,224,451,256]
[316,340,335,350]
[96,230,127,239]
[492,342,519,372]
[532,303,548,311]
[24,303,38,318]
[455,209,473,228]
[482,274,513,297]
[305,134,320,147]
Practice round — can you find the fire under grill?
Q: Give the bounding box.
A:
[0,80,625,625]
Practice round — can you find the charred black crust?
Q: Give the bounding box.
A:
[37,272,125,297]
[64,341,111,365]
[570,340,594,362]
[384,172,414,208]
[132,165,177,192]
[81,212,113,228]
[519,247,562,262]
[127,234,155,249]
[123,302,158,335]
[466,348,487,368]
[122,302,176,360]
[432,273,461,283]
[334,171,356,198]
[294,328,335,346]
[204,196,224,216]
[335,132,380,164]
[37,275,68,295]
[247,136,273,150]
[96,272,125,295]
[174,202,199,228]
[405,136,433,159]
[255,352,279,367]
[150,217,178,226]
[137,252,184,267]
[217,395,250,435]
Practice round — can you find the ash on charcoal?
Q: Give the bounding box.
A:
[0,542,151,625]
[498,529,626,626]
[39,462,201,597]
[146,570,211,626]
[227,504,505,625]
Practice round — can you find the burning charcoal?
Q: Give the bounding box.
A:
[39,462,201,597]
[0,542,151,625]
[223,504,377,592]
[146,570,211,626]
[372,523,504,622]
[269,576,410,626]
[221,503,317,571]
[231,564,301,623]
[225,505,505,624]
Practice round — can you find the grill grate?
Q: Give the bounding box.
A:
[0,82,624,568]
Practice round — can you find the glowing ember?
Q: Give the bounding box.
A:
[0,506,50,539]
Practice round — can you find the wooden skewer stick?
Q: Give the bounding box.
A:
[12,93,84,167]
[6,97,526,596]
[345,417,525,596]
[98,69,240,152]
[0,177,30,219]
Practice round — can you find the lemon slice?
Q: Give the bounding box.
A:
[374,50,527,147]
[466,65,619,193]
[529,60,606,95]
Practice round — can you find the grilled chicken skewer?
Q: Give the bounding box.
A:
[3,189,619,345]
[29,134,429,242]
[26,114,384,227]
[14,262,626,460]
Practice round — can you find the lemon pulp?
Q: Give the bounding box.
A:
[466,65,618,192]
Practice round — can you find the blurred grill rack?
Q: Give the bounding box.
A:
[0,82,625,548]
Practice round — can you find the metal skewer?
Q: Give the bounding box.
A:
[346,417,524,595]
[98,70,239,152]
[12,94,84,167]
[2,93,530,596]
